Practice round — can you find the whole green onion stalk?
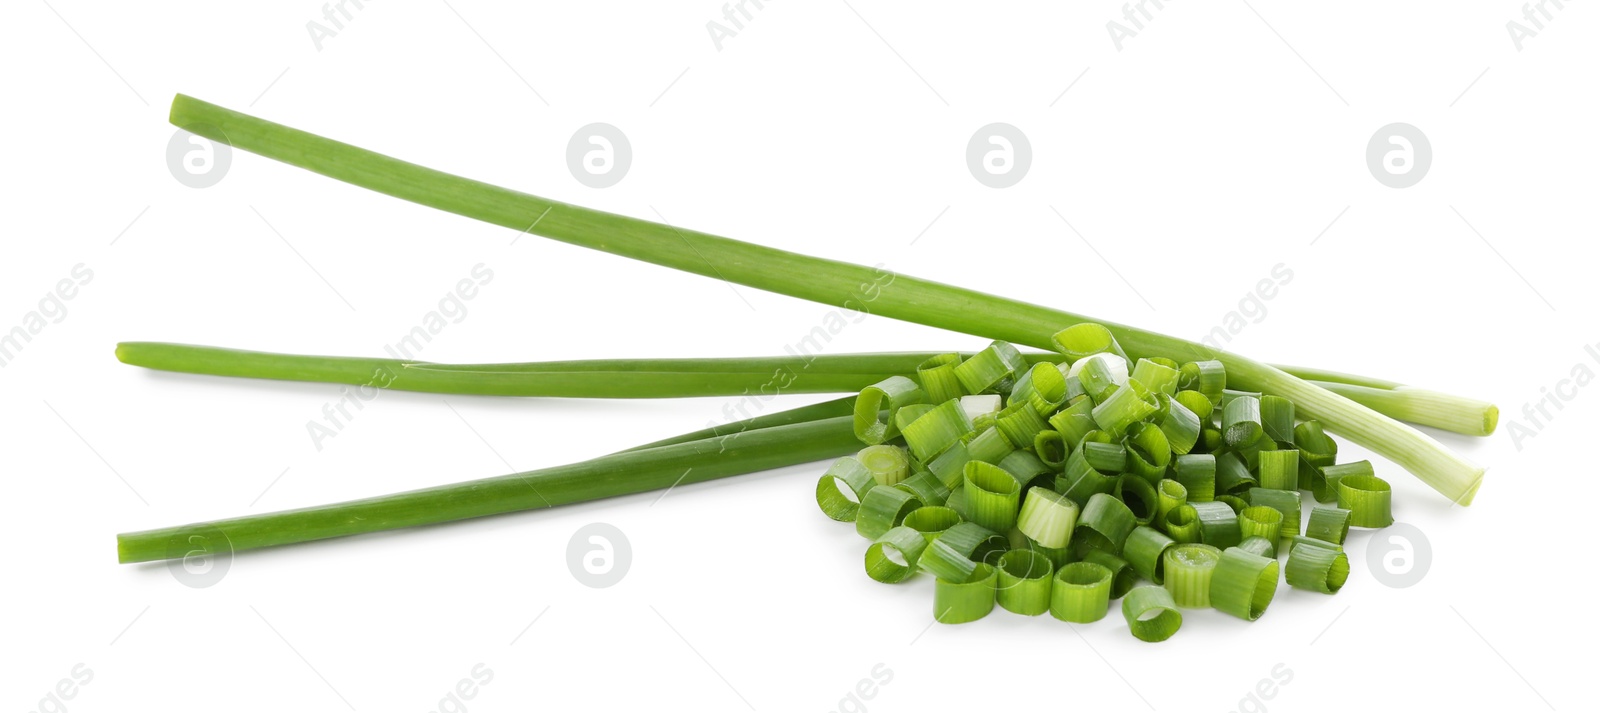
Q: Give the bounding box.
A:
[163,95,1488,505]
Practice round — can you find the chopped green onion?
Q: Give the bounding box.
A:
[855,376,923,445]
[964,461,1023,532]
[1131,358,1181,396]
[996,549,1055,616]
[1246,487,1303,541]
[1215,452,1257,496]
[901,399,972,461]
[997,450,1050,490]
[1073,354,1128,403]
[1080,549,1137,599]
[866,526,929,583]
[894,404,935,434]
[895,472,951,507]
[1053,323,1130,363]
[996,401,1050,450]
[1285,540,1350,594]
[1034,430,1069,469]
[1155,479,1187,530]
[1093,378,1159,434]
[934,562,998,624]
[1237,506,1283,556]
[916,353,966,403]
[816,456,875,521]
[954,341,1027,394]
[903,506,962,544]
[1163,543,1222,608]
[858,445,911,486]
[1260,395,1296,446]
[1201,426,1225,452]
[1172,453,1216,502]
[1047,398,1099,448]
[1074,493,1138,555]
[965,426,1014,464]
[1011,361,1070,416]
[961,394,1004,422]
[1017,487,1080,549]
[1164,504,1202,543]
[1116,474,1160,526]
[1175,389,1215,424]
[945,484,971,521]
[1180,360,1227,406]
[1122,586,1183,642]
[1223,395,1265,447]
[920,522,1007,582]
[1217,494,1249,514]
[1235,536,1275,559]
[1336,474,1394,528]
[1051,562,1113,623]
[856,486,922,539]
[1257,449,1301,491]
[1123,422,1172,482]
[1191,501,1242,549]
[1153,393,1201,455]
[1305,506,1352,545]
[1057,442,1124,504]
[1209,547,1280,621]
[1124,526,1177,584]
[1312,460,1374,503]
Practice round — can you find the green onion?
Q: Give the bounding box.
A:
[964,462,1023,532]
[1175,389,1215,425]
[965,426,1014,464]
[1074,354,1127,403]
[1046,398,1098,448]
[1057,442,1124,504]
[1122,586,1183,642]
[954,341,1028,394]
[1235,536,1276,559]
[1191,501,1242,549]
[961,394,1004,422]
[856,377,923,445]
[1214,452,1257,496]
[1164,504,1202,543]
[1080,549,1137,599]
[856,486,922,540]
[1123,422,1172,481]
[1260,395,1296,446]
[816,456,875,521]
[919,522,1007,582]
[1052,323,1129,363]
[1179,360,1227,405]
[1131,358,1181,396]
[1155,479,1187,530]
[1305,506,1352,545]
[1209,547,1280,621]
[1153,393,1201,456]
[1016,487,1080,549]
[1074,493,1138,555]
[1033,430,1068,469]
[934,562,998,624]
[997,450,1050,490]
[996,402,1050,450]
[1312,460,1374,503]
[1011,361,1070,416]
[996,549,1055,616]
[1217,494,1250,515]
[1308,380,1499,438]
[858,445,911,486]
[1336,474,1395,528]
[1246,487,1303,542]
[1116,474,1160,526]
[1172,453,1216,502]
[899,399,971,461]
[1123,526,1177,584]
[927,442,975,490]
[865,526,929,583]
[894,472,951,508]
[916,353,966,404]
[1285,540,1350,594]
[1092,378,1159,434]
[1051,562,1113,623]
[1294,420,1338,467]
[1163,543,1222,608]
[1257,449,1301,491]
[1223,395,1265,447]
[1237,506,1283,556]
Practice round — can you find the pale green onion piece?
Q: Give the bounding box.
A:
[1131,358,1181,396]
[1153,393,1201,456]
[858,444,911,486]
[855,376,923,444]
[1223,395,1264,447]
[1246,487,1302,541]
[1116,474,1159,526]
[1257,449,1301,491]
[1172,453,1216,502]
[1057,442,1124,504]
[1123,585,1183,642]
[1123,526,1176,584]
[920,522,1007,582]
[1017,487,1080,549]
[1336,474,1394,528]
[1081,549,1137,599]
[1285,540,1350,594]
[1209,547,1280,621]
[960,394,1004,422]
[1163,543,1222,608]
[965,426,1014,464]
[1047,398,1098,447]
[927,442,975,490]
[954,341,1027,394]
[1235,536,1275,559]
[1215,452,1257,496]
[1237,506,1283,557]
[965,462,1023,532]
[1313,460,1374,503]
[1305,506,1352,545]
[1053,323,1130,363]
[1175,389,1214,424]
[934,562,998,624]
[865,526,929,583]
[1092,378,1159,435]
[1147,356,1180,370]
[1179,360,1226,406]
[1072,353,1127,403]
[1074,493,1137,555]
[1165,505,1202,543]
[1191,501,1242,549]
[1034,430,1068,469]
[996,549,1055,616]
[997,450,1050,490]
[893,403,934,434]
[1260,395,1296,446]
[904,506,962,544]
[901,399,972,461]
[1059,364,1087,403]
[996,401,1050,450]
[1123,421,1172,481]
[916,353,966,404]
[816,456,876,522]
[1012,361,1070,416]
[1218,494,1249,514]
[1051,562,1113,623]
[895,471,951,507]
[856,486,922,540]
[1155,479,1187,529]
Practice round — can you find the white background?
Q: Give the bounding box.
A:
[3,2,1593,711]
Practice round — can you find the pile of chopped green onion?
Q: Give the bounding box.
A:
[819,325,1382,641]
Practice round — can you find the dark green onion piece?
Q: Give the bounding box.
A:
[1123,586,1183,642]
[1222,395,1265,447]
[1201,426,1225,452]
[1285,540,1350,594]
[1215,452,1257,496]
[996,549,1055,616]
[1172,453,1216,502]
[1124,526,1177,584]
[1163,543,1222,608]
[954,341,1027,394]
[1164,504,1202,543]
[920,522,1007,582]
[1081,549,1136,599]
[1294,420,1338,467]
[1093,378,1159,435]
[865,526,929,583]
[894,404,934,434]
[901,399,972,461]
[895,471,951,507]
[1179,360,1226,406]
[1217,494,1249,514]
[904,506,962,544]
[965,426,1014,464]
[997,450,1050,490]
[1123,422,1172,482]
[1131,358,1181,396]
[1209,547,1280,621]
[1052,323,1130,363]
[1260,395,1296,446]
[816,456,875,521]
[858,444,911,486]
[856,486,923,540]
[1246,487,1303,541]
[1017,487,1080,549]
[1155,479,1186,530]
[1116,474,1160,526]
[1336,474,1394,528]
[1237,506,1283,557]
[934,562,998,624]
[996,401,1050,450]
[1075,493,1138,555]
[855,376,923,445]
[965,462,1023,532]
[1047,398,1098,447]
[1057,442,1124,504]
[927,442,975,490]
[1191,501,1242,549]
[1305,506,1352,545]
[1154,393,1201,456]
[1051,562,1113,623]
[1034,430,1068,469]
[1257,449,1301,491]
[1235,536,1275,559]
[916,353,966,404]
[1011,361,1070,416]
[1313,460,1374,503]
